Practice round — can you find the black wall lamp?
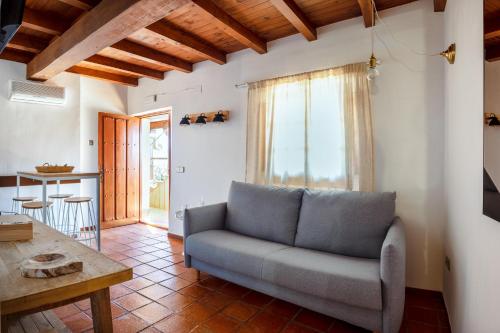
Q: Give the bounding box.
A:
[180,115,191,126]
[195,113,208,125]
[179,111,230,126]
[213,111,225,123]
[486,113,500,126]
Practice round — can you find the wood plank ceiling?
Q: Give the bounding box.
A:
[485,0,500,62]
[0,0,445,87]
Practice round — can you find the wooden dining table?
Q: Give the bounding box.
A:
[0,220,132,333]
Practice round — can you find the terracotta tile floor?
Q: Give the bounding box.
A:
[50,223,451,333]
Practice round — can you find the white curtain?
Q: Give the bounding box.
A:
[246,63,374,191]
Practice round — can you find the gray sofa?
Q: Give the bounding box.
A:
[183,181,406,333]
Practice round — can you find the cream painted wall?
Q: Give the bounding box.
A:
[443,0,500,332]
[484,61,500,187]
[129,0,446,291]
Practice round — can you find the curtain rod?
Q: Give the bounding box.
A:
[235,83,248,89]
[233,62,365,90]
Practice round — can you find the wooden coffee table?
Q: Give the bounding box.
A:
[0,221,132,333]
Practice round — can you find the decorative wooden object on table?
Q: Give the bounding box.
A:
[0,215,33,242]
[35,163,74,173]
[21,253,83,278]
[0,221,132,333]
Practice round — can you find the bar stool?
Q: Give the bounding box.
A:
[48,193,73,226]
[62,197,97,246]
[21,201,55,227]
[11,197,37,214]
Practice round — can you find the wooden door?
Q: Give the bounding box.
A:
[98,113,140,229]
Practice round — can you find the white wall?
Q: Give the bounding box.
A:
[443,0,500,332]
[0,61,81,210]
[484,61,500,187]
[129,0,446,291]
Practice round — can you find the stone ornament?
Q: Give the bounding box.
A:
[21,253,83,278]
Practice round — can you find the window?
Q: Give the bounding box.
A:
[246,63,374,191]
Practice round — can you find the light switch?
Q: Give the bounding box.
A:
[89,140,94,146]
[176,166,185,173]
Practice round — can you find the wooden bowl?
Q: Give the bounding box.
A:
[35,165,74,173]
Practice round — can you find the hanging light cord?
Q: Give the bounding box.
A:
[371,0,375,55]
[370,0,443,73]
[371,0,441,57]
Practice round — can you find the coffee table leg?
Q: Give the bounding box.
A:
[90,287,113,333]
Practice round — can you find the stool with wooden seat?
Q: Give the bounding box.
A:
[48,193,73,226]
[62,197,97,246]
[11,197,37,214]
[21,201,55,227]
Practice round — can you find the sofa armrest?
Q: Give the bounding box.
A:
[380,217,406,333]
[183,203,226,267]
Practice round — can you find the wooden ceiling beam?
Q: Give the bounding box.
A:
[85,54,165,80]
[22,8,71,36]
[486,45,500,62]
[0,48,35,64]
[270,0,316,41]
[434,0,446,12]
[191,0,267,54]
[8,33,49,54]
[66,66,139,86]
[147,20,226,65]
[111,39,192,73]
[56,0,98,11]
[357,0,375,28]
[27,0,191,81]
[485,18,500,40]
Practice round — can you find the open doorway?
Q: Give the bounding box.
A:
[139,111,170,228]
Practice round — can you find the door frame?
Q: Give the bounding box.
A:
[98,112,141,229]
[135,108,171,229]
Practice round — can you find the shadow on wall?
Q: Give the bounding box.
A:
[483,168,500,221]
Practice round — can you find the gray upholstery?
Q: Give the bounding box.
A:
[183,203,226,267]
[225,181,303,245]
[191,258,382,332]
[295,189,396,259]
[381,218,406,333]
[185,230,290,279]
[183,183,406,333]
[261,247,382,310]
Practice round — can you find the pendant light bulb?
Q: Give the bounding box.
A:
[367,53,380,81]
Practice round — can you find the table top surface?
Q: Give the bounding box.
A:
[0,221,132,315]
[17,171,100,178]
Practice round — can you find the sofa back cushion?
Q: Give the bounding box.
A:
[295,190,396,259]
[225,181,304,245]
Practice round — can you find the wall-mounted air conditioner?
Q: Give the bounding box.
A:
[9,80,66,106]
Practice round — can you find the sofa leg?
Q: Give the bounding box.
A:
[196,269,200,281]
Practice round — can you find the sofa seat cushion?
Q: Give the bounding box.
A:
[261,247,382,310]
[225,181,304,245]
[185,230,290,279]
[295,190,396,259]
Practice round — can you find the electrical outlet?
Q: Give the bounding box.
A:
[175,210,184,220]
[445,256,451,271]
